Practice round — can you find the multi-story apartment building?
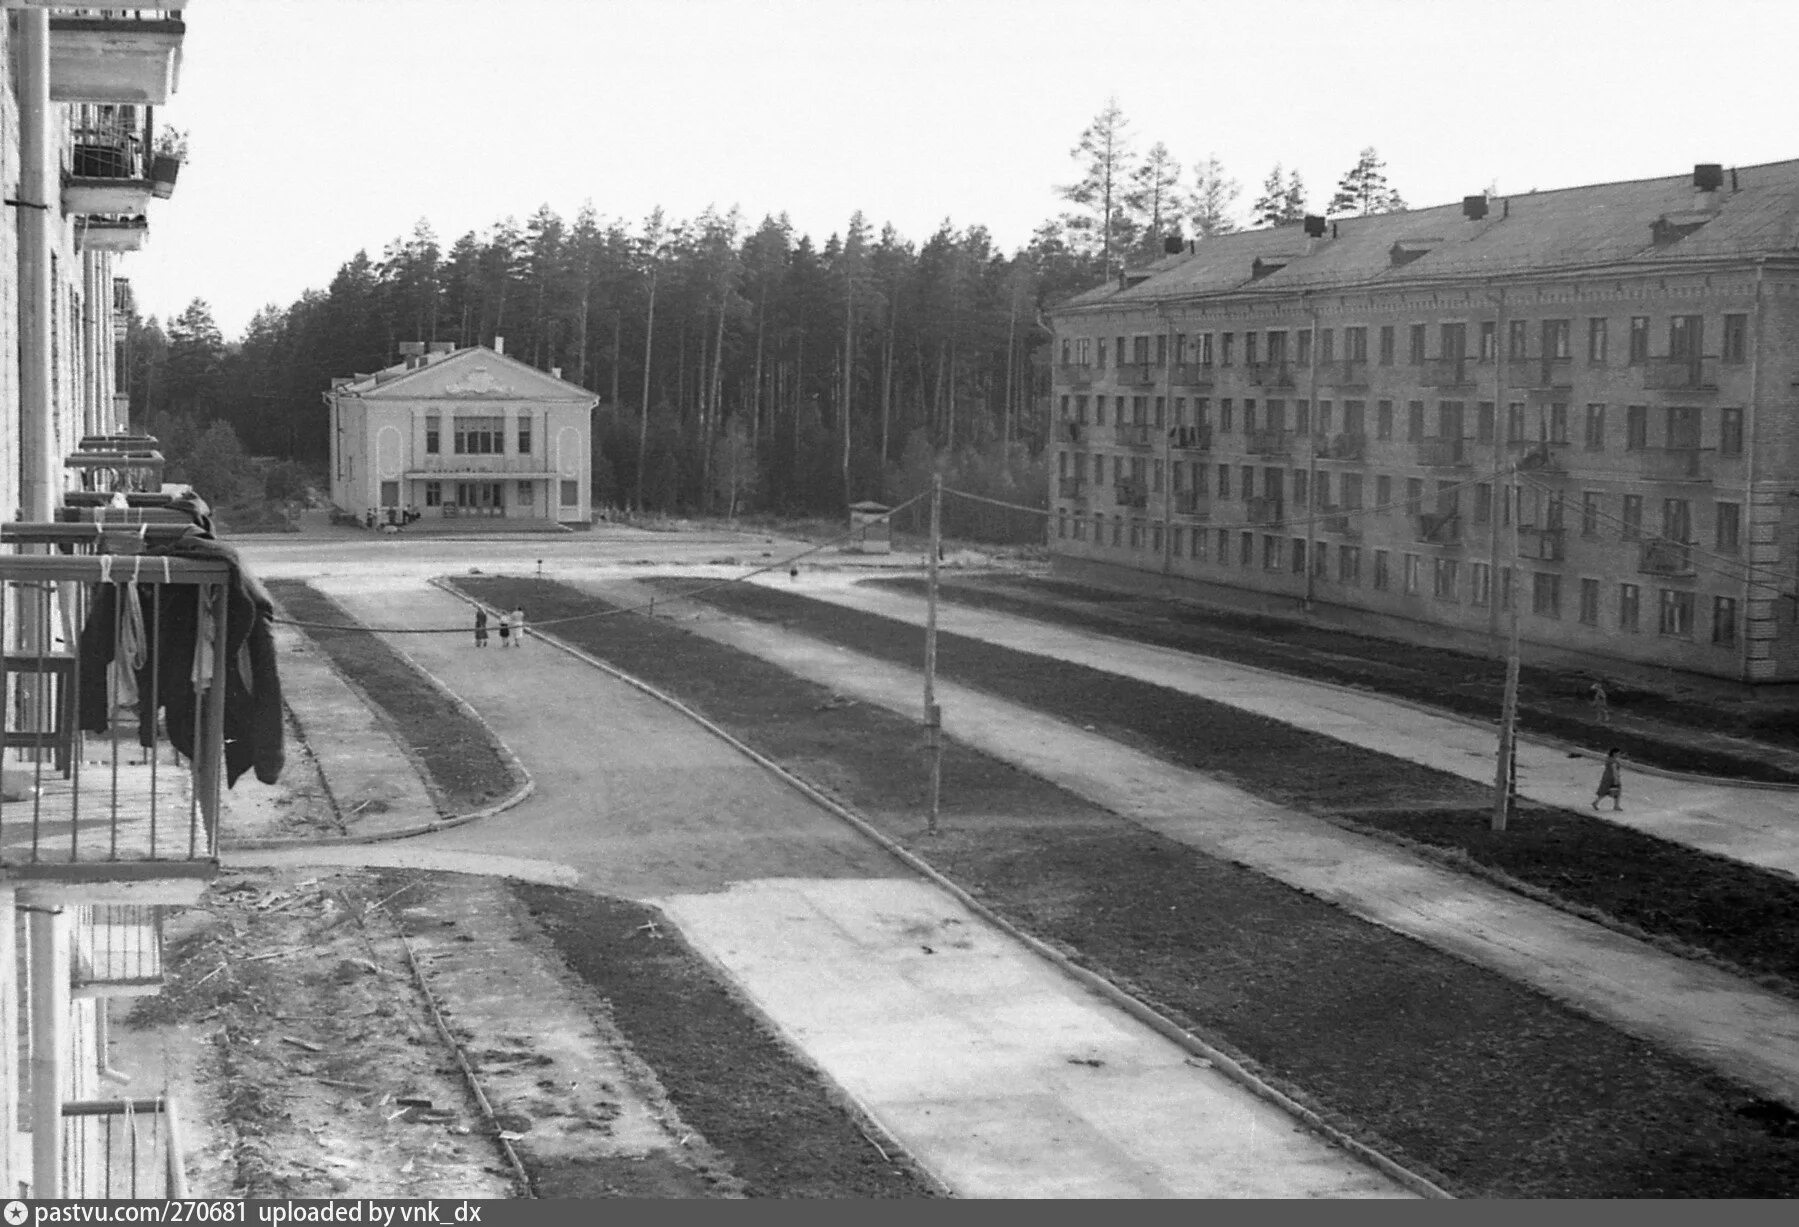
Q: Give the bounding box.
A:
[1049,160,1799,684]
[0,3,198,1199]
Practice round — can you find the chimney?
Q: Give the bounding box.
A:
[1462,195,1489,221]
[1302,215,1326,238]
[1693,163,1724,192]
[493,336,505,356]
[1163,235,1185,255]
[398,340,425,369]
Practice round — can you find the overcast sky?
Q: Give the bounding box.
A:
[125,0,1799,341]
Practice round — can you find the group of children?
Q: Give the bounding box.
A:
[473,606,526,648]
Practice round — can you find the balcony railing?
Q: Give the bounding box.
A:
[1247,428,1294,457]
[1511,439,1570,474]
[1642,356,1720,391]
[0,550,228,880]
[1420,358,1474,388]
[1116,362,1162,387]
[61,1097,188,1199]
[1322,431,1367,462]
[1415,510,1463,545]
[73,903,165,997]
[1323,510,1362,537]
[1639,539,1695,577]
[406,454,559,476]
[1170,362,1214,388]
[1248,362,1296,388]
[1054,363,1094,388]
[1517,524,1567,562]
[1416,437,1473,468]
[1247,496,1284,526]
[1113,422,1154,448]
[1173,490,1210,518]
[1322,360,1370,389]
[1057,476,1088,501]
[63,104,153,215]
[1114,480,1148,509]
[1642,446,1715,483]
[66,448,165,493]
[1510,360,1573,393]
[1169,424,1212,451]
[1056,420,1086,444]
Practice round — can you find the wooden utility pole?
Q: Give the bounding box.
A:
[925,473,943,834]
[635,262,657,513]
[1493,463,1523,831]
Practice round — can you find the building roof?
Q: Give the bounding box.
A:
[1055,159,1799,314]
[331,345,597,402]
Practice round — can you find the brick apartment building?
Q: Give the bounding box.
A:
[1047,160,1799,684]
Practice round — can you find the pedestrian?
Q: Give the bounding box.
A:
[474,607,489,648]
[1590,680,1610,726]
[509,607,526,646]
[1593,747,1623,811]
[496,609,512,648]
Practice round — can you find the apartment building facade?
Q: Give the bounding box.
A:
[0,2,195,1200]
[328,342,597,527]
[1049,161,1799,684]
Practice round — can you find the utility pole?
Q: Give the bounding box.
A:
[1303,299,1320,610]
[1493,461,1522,831]
[635,258,658,514]
[924,473,943,834]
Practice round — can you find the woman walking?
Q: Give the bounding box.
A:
[1593,748,1623,811]
[474,607,489,648]
[496,609,512,648]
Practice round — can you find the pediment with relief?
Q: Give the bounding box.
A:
[442,366,512,397]
[361,346,595,402]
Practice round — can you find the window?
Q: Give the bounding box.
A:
[1217,465,1231,499]
[1299,399,1316,434]
[1241,465,1255,500]
[1582,491,1600,537]
[1320,329,1336,364]
[1506,402,1525,443]
[1433,557,1459,601]
[1628,316,1649,364]
[1579,578,1600,626]
[425,417,441,454]
[1267,331,1287,363]
[1622,494,1643,540]
[1669,314,1703,361]
[1154,397,1166,426]
[1097,338,1109,368]
[1662,497,1691,543]
[424,481,442,507]
[1508,319,1528,361]
[517,420,532,455]
[1723,313,1748,363]
[1153,459,1164,492]
[1342,472,1364,509]
[1112,517,1123,546]
[1129,520,1143,549]
[1409,323,1427,364]
[1216,528,1229,562]
[1477,402,1496,443]
[1479,321,1496,362]
[1474,484,1492,525]
[1376,474,1392,510]
[453,416,503,454]
[1240,531,1254,565]
[1379,326,1395,366]
[1713,596,1739,646]
[1543,319,1571,361]
[1549,403,1569,444]
[1060,339,1072,365]
[1344,400,1365,435]
[1716,501,1741,554]
[1406,401,1425,442]
[1116,335,1126,363]
[1719,407,1743,455]
[1440,322,1465,360]
[1587,318,1609,364]
[1345,326,1368,362]
[1057,512,1068,539]
[1221,333,1235,365]
[1296,331,1312,365]
[1220,399,1233,432]
[1533,572,1561,618]
[516,481,535,506]
[1626,405,1648,451]
[1377,400,1394,440]
[1471,562,1491,606]
[1076,337,1091,365]
[1659,588,1695,637]
[1291,538,1306,574]
[1313,541,1329,579]
[1197,334,1213,365]
[1075,395,1090,422]
[1292,469,1309,508]
[1338,545,1361,585]
[1619,583,1640,632]
[1191,527,1205,560]
[1404,553,1421,594]
[1500,566,1514,611]
[1373,549,1390,590]
[1583,404,1605,450]
[1245,332,1259,366]
[1264,535,1281,570]
[1154,334,1167,365]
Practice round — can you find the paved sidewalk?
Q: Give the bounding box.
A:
[762,573,1799,880]
[251,577,1412,1199]
[614,578,1799,1113]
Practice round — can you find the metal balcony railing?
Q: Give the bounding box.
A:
[1639,539,1695,577]
[1247,428,1294,457]
[0,549,229,877]
[61,1097,188,1200]
[1420,358,1473,388]
[1116,362,1161,387]
[1170,362,1214,388]
[1323,360,1370,388]
[1169,424,1212,451]
[1247,496,1284,525]
[1517,524,1567,561]
[1114,481,1148,509]
[1173,490,1210,518]
[1323,431,1367,461]
[1511,439,1570,474]
[1054,363,1094,387]
[64,104,150,181]
[1642,446,1714,483]
[1416,437,1472,468]
[408,454,554,475]
[1057,476,1087,500]
[66,449,165,493]
[1416,511,1463,545]
[1248,362,1296,388]
[1113,422,1154,448]
[1642,356,1720,391]
[1323,511,1361,537]
[73,903,165,996]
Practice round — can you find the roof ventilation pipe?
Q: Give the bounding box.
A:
[1462,195,1489,221]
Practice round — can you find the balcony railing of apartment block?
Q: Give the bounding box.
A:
[1415,510,1464,546]
[1321,431,1367,462]
[66,449,165,494]
[407,455,558,475]
[1054,363,1094,388]
[1509,359,1573,393]
[1247,428,1294,457]
[1321,360,1369,389]
[0,546,228,879]
[1517,524,1567,562]
[73,903,165,997]
[1416,437,1474,469]
[1641,445,1715,483]
[64,103,150,181]
[1169,424,1212,451]
[1116,362,1162,387]
[1247,496,1285,526]
[1323,509,1362,537]
[1511,438,1570,475]
[1173,490,1210,518]
[1170,363,1214,389]
[1056,420,1086,444]
[1641,356,1720,391]
[61,1097,188,1200]
[1113,422,1154,448]
[1639,539,1696,577]
[1113,480,1148,509]
[1420,358,1475,389]
[1247,362,1296,388]
[1057,476,1088,501]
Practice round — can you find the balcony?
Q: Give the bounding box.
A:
[1247,428,1294,457]
[1642,446,1715,483]
[405,454,561,478]
[1511,439,1570,475]
[1056,420,1086,445]
[1415,510,1463,546]
[1642,357,1720,391]
[1170,362,1214,389]
[66,447,164,493]
[1247,362,1296,388]
[1517,524,1567,562]
[1114,480,1148,509]
[0,551,227,897]
[1113,422,1154,449]
[1321,431,1367,462]
[1639,539,1696,577]
[61,1097,189,1199]
[1322,360,1370,390]
[1416,437,1474,469]
[75,214,148,252]
[1420,358,1475,389]
[49,10,186,105]
[1510,359,1573,395]
[1323,509,1362,538]
[1054,363,1094,388]
[1169,424,1212,451]
[1116,362,1162,387]
[1173,490,1210,519]
[1057,476,1088,502]
[1247,496,1284,526]
[73,903,165,997]
[63,105,152,215]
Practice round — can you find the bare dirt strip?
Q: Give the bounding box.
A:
[450,573,1799,1199]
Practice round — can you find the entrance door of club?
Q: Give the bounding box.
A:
[456,481,504,515]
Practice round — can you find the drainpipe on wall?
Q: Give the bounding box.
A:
[30,907,70,1197]
[1303,296,1320,612]
[18,8,55,521]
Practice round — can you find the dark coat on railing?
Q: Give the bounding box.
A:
[77,533,284,788]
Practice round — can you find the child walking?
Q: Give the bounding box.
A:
[1593,748,1623,811]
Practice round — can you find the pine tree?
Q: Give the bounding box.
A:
[1059,96,1136,269]
[1252,165,1308,228]
[1327,147,1407,216]
[1188,154,1241,239]
[1125,141,1184,257]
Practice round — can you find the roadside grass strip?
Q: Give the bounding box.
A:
[452,574,1799,1198]
[683,579,1799,997]
[867,574,1799,785]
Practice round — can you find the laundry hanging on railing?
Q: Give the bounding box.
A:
[77,529,284,788]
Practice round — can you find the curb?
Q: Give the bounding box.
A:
[453,578,1455,1201]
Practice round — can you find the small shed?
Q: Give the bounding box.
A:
[848,501,892,554]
